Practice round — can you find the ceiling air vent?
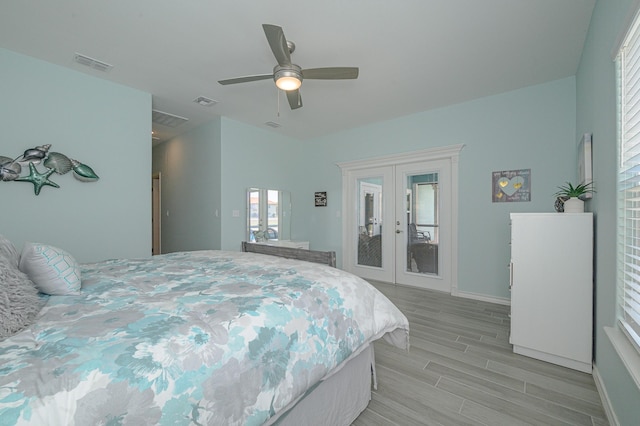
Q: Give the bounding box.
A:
[193,96,218,107]
[74,53,113,72]
[264,121,281,128]
[152,110,189,127]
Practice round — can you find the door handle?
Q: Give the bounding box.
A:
[509,262,513,289]
[396,229,403,234]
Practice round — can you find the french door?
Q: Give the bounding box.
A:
[394,160,451,291]
[340,146,461,292]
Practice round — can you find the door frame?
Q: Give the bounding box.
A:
[338,144,464,293]
[152,172,162,255]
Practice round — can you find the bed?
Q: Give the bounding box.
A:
[0,238,409,425]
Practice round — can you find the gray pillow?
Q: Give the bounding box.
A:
[0,256,44,339]
[0,234,19,269]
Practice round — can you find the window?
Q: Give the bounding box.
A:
[617,10,640,353]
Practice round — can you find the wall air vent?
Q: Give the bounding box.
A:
[152,110,189,127]
[74,53,113,72]
[264,121,281,128]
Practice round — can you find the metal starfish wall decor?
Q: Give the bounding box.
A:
[0,144,99,195]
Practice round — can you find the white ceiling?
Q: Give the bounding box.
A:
[0,0,596,143]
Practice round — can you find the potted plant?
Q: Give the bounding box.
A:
[554,181,595,213]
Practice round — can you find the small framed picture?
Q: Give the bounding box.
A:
[492,169,531,202]
[315,191,327,207]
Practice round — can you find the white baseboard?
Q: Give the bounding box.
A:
[592,365,620,426]
[453,289,510,305]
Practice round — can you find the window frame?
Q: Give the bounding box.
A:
[616,5,640,358]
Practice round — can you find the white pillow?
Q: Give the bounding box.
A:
[19,242,81,295]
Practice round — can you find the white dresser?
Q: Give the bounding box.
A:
[509,213,593,373]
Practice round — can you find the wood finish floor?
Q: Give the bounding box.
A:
[352,281,608,426]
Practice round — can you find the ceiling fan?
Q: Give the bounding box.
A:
[217,24,359,110]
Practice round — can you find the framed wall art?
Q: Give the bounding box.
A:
[314,191,327,207]
[492,169,531,202]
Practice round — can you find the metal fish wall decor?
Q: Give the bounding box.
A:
[0,144,99,195]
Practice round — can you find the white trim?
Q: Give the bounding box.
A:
[450,152,460,295]
[337,144,465,171]
[593,365,621,426]
[453,289,510,306]
[612,0,640,59]
[604,325,640,391]
[338,145,464,293]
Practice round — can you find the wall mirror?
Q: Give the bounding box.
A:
[247,188,291,242]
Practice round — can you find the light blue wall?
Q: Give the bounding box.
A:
[576,0,640,424]
[151,117,302,254]
[296,77,577,299]
[219,118,302,251]
[153,76,576,302]
[0,48,151,262]
[152,119,222,253]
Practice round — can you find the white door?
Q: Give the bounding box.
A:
[340,146,461,292]
[345,166,394,283]
[394,160,451,292]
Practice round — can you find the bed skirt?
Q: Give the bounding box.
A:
[269,344,375,425]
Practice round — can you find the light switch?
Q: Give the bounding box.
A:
[232,210,240,217]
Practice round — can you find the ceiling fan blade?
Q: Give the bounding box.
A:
[218,74,273,85]
[263,24,291,67]
[286,89,303,110]
[302,67,359,80]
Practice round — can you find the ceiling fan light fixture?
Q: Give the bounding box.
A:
[276,76,301,91]
[274,65,302,91]
[219,25,359,110]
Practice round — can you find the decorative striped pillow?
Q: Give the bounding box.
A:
[19,243,81,295]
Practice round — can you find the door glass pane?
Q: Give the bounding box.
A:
[406,173,439,275]
[357,177,383,267]
[267,190,279,239]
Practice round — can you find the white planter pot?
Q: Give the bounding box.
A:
[563,197,584,213]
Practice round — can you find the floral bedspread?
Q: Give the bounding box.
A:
[0,250,409,425]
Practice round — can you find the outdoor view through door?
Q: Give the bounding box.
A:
[406,173,438,275]
[340,145,462,293]
[355,173,440,275]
